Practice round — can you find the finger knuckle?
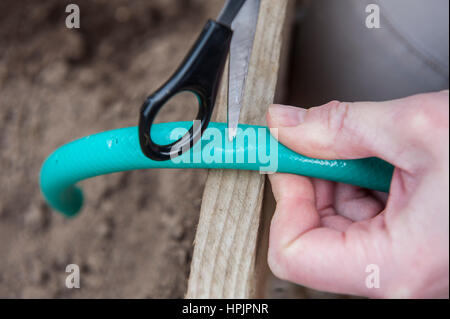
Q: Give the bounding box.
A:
[326,101,352,134]
[406,93,449,133]
[304,101,353,150]
[267,245,290,281]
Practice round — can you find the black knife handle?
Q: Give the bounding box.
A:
[139,20,233,161]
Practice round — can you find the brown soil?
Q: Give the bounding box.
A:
[0,0,224,298]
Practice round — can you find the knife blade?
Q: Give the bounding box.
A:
[227,0,261,141]
[217,0,246,26]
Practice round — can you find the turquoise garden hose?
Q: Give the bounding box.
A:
[40,122,394,217]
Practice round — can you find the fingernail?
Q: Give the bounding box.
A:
[268,104,306,127]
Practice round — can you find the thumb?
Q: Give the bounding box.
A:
[267,97,433,171]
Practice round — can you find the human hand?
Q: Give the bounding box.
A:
[266,91,449,298]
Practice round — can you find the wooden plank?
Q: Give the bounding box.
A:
[186,0,291,299]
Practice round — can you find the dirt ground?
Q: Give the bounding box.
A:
[0,0,341,298]
[0,0,224,298]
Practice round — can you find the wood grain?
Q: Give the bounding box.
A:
[186,0,290,298]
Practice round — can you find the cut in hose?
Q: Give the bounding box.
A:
[40,122,394,217]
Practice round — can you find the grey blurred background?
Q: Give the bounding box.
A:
[288,0,448,106]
